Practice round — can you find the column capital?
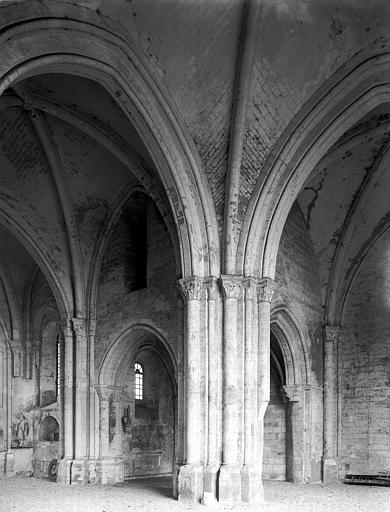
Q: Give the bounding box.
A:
[9,339,23,351]
[72,317,91,339]
[220,275,244,300]
[178,276,205,301]
[95,385,117,401]
[257,277,277,303]
[324,325,342,344]
[283,384,305,403]
[204,276,219,301]
[243,276,258,301]
[89,318,97,337]
[62,318,73,338]
[72,319,86,339]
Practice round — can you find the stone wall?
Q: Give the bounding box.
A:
[273,202,324,481]
[96,193,177,477]
[122,348,174,478]
[96,196,178,369]
[274,202,323,385]
[341,228,390,473]
[263,368,287,480]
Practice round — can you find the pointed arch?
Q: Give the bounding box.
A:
[98,321,176,389]
[270,306,309,386]
[0,17,220,284]
[87,181,181,321]
[240,49,390,279]
[0,212,71,321]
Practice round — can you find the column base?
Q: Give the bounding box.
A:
[241,464,264,503]
[322,458,338,483]
[95,458,124,485]
[218,464,241,504]
[172,462,181,499]
[70,458,88,484]
[178,463,203,503]
[0,451,6,476]
[202,464,219,504]
[7,451,15,476]
[0,451,15,476]
[57,458,73,484]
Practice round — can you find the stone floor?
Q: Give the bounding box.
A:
[0,476,390,512]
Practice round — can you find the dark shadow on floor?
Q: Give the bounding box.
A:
[117,475,173,498]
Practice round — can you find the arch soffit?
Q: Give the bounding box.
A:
[34,306,59,341]
[0,211,70,320]
[338,219,390,326]
[0,256,22,340]
[270,306,309,386]
[0,19,220,279]
[128,343,177,396]
[240,50,390,279]
[326,143,390,325]
[0,94,182,319]
[98,321,176,388]
[0,315,10,343]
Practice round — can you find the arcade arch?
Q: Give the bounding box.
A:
[97,325,176,485]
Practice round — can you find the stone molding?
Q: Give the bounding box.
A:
[178,276,205,301]
[177,275,278,303]
[220,275,244,300]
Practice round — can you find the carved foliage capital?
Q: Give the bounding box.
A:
[257,277,277,303]
[243,276,258,301]
[324,325,342,344]
[95,385,113,401]
[220,275,244,300]
[178,276,204,301]
[62,318,73,338]
[89,319,97,338]
[283,384,304,402]
[72,317,87,340]
[204,276,219,301]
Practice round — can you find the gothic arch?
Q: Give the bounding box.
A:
[98,322,176,389]
[270,307,309,386]
[240,49,390,280]
[87,183,181,321]
[0,18,219,285]
[0,213,70,321]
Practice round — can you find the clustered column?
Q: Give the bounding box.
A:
[219,275,243,503]
[72,317,89,483]
[57,319,74,484]
[323,325,340,482]
[57,317,95,484]
[97,386,111,460]
[283,384,306,482]
[256,277,276,501]
[177,276,205,502]
[241,277,260,502]
[177,274,276,505]
[204,277,221,500]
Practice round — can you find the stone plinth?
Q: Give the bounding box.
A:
[178,464,203,503]
[218,464,241,504]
